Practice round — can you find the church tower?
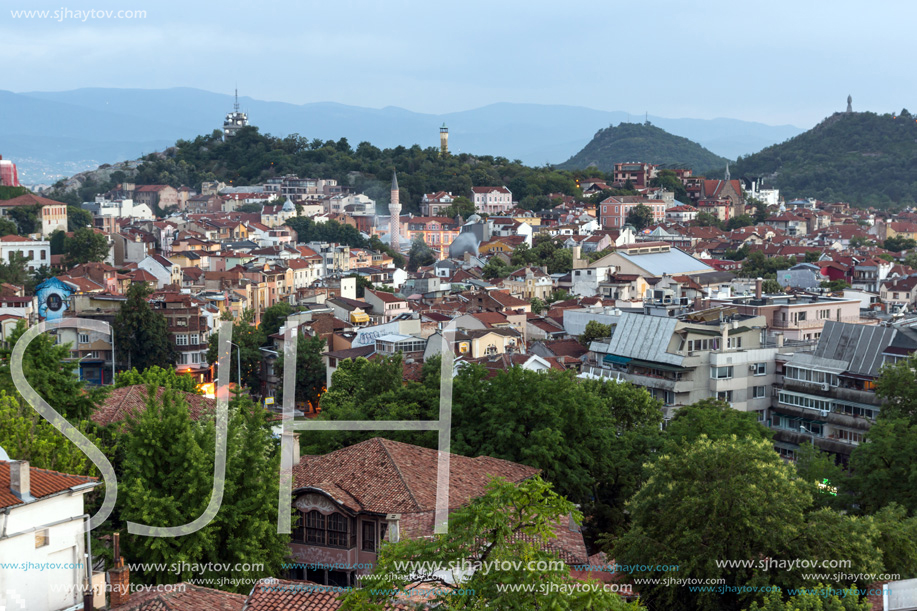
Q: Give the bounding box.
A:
[439,123,449,157]
[389,171,402,253]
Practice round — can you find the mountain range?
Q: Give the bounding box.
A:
[0,88,803,183]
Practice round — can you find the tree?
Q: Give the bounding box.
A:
[649,169,689,202]
[347,274,374,298]
[821,279,850,292]
[884,236,917,252]
[7,204,41,234]
[259,301,293,341]
[624,203,654,231]
[0,319,105,422]
[481,256,510,280]
[848,417,917,514]
[205,309,264,391]
[235,202,263,214]
[116,365,200,392]
[0,390,99,475]
[0,217,16,236]
[662,398,772,451]
[874,351,917,424]
[614,436,880,611]
[49,229,67,255]
[340,477,638,611]
[0,252,32,287]
[762,278,783,294]
[694,211,725,229]
[121,387,290,591]
[273,333,326,410]
[726,214,754,230]
[580,320,612,346]
[530,297,546,314]
[63,227,110,264]
[407,235,436,271]
[744,586,871,611]
[114,282,177,372]
[67,206,94,231]
[442,195,475,218]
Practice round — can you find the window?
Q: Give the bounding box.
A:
[41,250,46,260]
[711,366,734,379]
[306,511,325,545]
[190,333,199,345]
[753,385,766,399]
[35,529,49,548]
[716,390,733,403]
[753,362,767,376]
[362,521,376,552]
[727,336,743,349]
[191,353,199,364]
[328,513,348,547]
[176,334,188,346]
[79,333,89,344]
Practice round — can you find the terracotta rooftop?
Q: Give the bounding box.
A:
[110,583,245,611]
[91,385,215,427]
[0,461,98,510]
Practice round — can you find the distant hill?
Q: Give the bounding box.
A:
[732,110,917,207]
[0,88,802,182]
[556,122,730,173]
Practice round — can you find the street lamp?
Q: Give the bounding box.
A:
[228,341,242,390]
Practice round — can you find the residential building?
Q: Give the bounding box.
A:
[420,191,455,216]
[613,162,658,188]
[0,194,68,236]
[0,235,50,271]
[880,275,917,311]
[471,187,513,215]
[598,196,666,229]
[132,185,180,211]
[363,289,410,323]
[0,460,100,611]
[502,266,554,301]
[406,217,460,260]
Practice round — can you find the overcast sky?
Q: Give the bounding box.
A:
[2,0,913,129]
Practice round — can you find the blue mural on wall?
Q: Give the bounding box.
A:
[35,277,74,321]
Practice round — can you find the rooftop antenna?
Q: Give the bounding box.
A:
[234,86,240,113]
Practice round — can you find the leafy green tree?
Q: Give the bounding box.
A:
[0,319,105,421]
[205,309,264,390]
[884,235,917,252]
[259,301,293,341]
[235,202,263,213]
[347,274,374,298]
[121,387,290,591]
[114,282,177,372]
[442,195,475,218]
[614,436,880,611]
[762,278,783,294]
[67,206,94,231]
[0,217,16,236]
[0,252,32,287]
[340,477,638,611]
[694,211,725,229]
[273,333,326,409]
[481,256,510,279]
[407,235,436,271]
[874,351,917,424]
[49,229,67,255]
[649,169,689,202]
[530,297,546,314]
[744,586,871,611]
[63,227,110,264]
[849,417,917,514]
[662,399,772,450]
[7,205,41,234]
[580,320,612,346]
[625,203,654,231]
[726,214,754,230]
[793,442,847,511]
[0,390,99,475]
[849,236,876,249]
[116,365,200,392]
[821,279,851,292]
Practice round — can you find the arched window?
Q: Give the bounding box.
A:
[328,513,348,547]
[306,510,325,545]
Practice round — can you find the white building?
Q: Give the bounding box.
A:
[82,197,154,220]
[0,234,51,271]
[0,459,101,611]
[471,187,513,215]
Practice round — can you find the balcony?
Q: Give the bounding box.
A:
[771,404,871,431]
[771,428,854,455]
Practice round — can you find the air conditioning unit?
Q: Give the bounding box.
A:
[749,365,757,372]
[819,409,829,418]
[821,383,829,391]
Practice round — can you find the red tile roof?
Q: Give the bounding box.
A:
[91,385,215,427]
[0,193,68,208]
[110,583,245,610]
[0,461,98,509]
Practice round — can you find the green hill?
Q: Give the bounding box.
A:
[556,122,730,173]
[732,110,917,207]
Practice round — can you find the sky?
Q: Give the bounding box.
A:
[2,0,915,129]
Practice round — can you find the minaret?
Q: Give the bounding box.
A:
[389,171,402,254]
[439,123,449,157]
[846,95,853,113]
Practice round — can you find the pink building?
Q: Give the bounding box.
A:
[472,186,513,215]
[0,155,20,187]
[599,196,666,229]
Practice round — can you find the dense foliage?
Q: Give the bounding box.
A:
[557,122,729,173]
[732,110,917,207]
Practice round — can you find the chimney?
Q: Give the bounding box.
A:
[776,333,785,348]
[9,460,30,500]
[755,277,763,300]
[108,533,130,607]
